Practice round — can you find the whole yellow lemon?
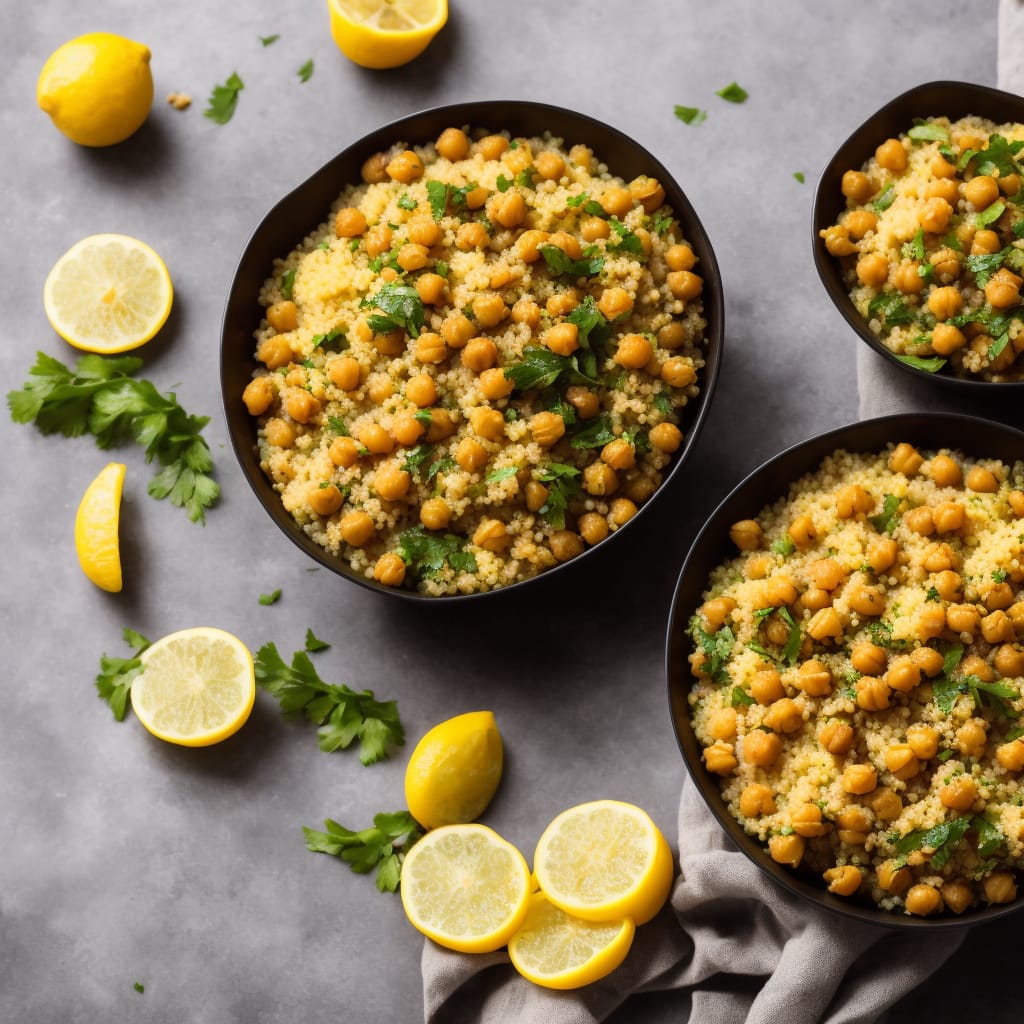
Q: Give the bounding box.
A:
[37,32,153,147]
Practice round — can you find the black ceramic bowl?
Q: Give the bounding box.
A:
[812,80,1024,393]
[667,412,1024,928]
[221,100,723,601]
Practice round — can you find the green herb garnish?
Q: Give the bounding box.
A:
[539,245,604,279]
[569,413,616,450]
[312,327,347,352]
[869,494,901,534]
[867,292,914,330]
[204,71,244,125]
[674,105,707,126]
[425,180,448,221]
[397,194,417,211]
[259,34,280,46]
[778,607,801,666]
[259,589,282,606]
[716,82,748,103]
[908,120,950,144]
[95,628,152,721]
[690,620,735,684]
[361,282,425,338]
[893,816,972,870]
[280,267,296,299]
[134,982,145,994]
[398,526,478,581]
[731,686,756,707]
[771,535,796,557]
[535,463,580,528]
[897,354,946,372]
[305,628,330,653]
[793,172,805,184]
[503,347,571,391]
[976,200,1006,228]
[297,59,314,83]
[873,183,896,212]
[486,465,519,483]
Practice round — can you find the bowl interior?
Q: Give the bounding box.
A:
[221,100,723,600]
[666,411,1024,928]
[812,79,1024,393]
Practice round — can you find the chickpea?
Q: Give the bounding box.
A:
[783,513,815,551]
[765,576,799,607]
[394,243,428,273]
[463,185,488,210]
[492,190,526,229]
[371,461,411,502]
[842,211,878,242]
[308,481,344,517]
[739,783,776,818]
[334,207,367,238]
[764,698,803,735]
[424,408,456,443]
[824,865,862,897]
[473,518,511,553]
[791,802,830,837]
[926,285,963,321]
[807,607,843,642]
[919,197,953,233]
[916,603,948,640]
[436,127,470,161]
[597,286,634,320]
[456,221,490,251]
[847,583,886,618]
[905,884,943,917]
[386,150,424,183]
[835,484,873,518]
[549,529,584,562]
[509,300,542,331]
[470,294,506,330]
[841,170,875,203]
[415,496,451,532]
[267,300,298,333]
[906,724,939,761]
[820,719,854,754]
[703,740,738,775]
[583,461,618,496]
[764,614,791,646]
[388,412,421,447]
[667,271,703,300]
[945,603,980,636]
[956,720,988,759]
[931,152,958,178]
[798,659,831,700]
[961,653,994,681]
[524,480,549,513]
[865,787,902,821]
[883,744,920,780]
[921,542,958,573]
[742,730,782,767]
[339,510,375,546]
[242,377,274,416]
[479,367,514,400]
[466,407,504,443]
[362,223,392,259]
[971,228,1001,255]
[373,552,406,587]
[984,582,1014,611]
[822,224,858,257]
[410,274,446,308]
[578,216,610,243]
[529,411,566,448]
[328,436,360,468]
[876,860,912,895]
[1001,173,1022,196]
[284,390,320,425]
[933,501,966,535]
[593,185,630,218]
[867,536,899,573]
[360,152,389,184]
[985,268,1022,309]
[940,775,978,811]
[966,465,1000,493]
[577,511,609,546]
[996,738,1024,771]
[543,322,580,356]
[371,327,405,357]
[884,657,921,694]
[995,643,1024,678]
[835,805,873,845]
[647,422,682,453]
[984,872,1017,905]
[656,322,687,351]
[911,645,945,677]
[962,174,1000,209]
[461,338,498,373]
[628,174,665,212]
[851,641,887,676]
[661,357,697,387]
[410,332,444,365]
[926,178,960,204]
[855,253,888,287]
[257,335,292,371]
[750,668,785,705]
[872,137,906,172]
[435,315,472,352]
[546,230,582,260]
[941,880,974,915]
[403,373,435,408]
[894,261,926,294]
[856,675,891,711]
[768,833,805,868]
[1010,599,1024,634]
[609,497,638,527]
[476,134,509,160]
[513,229,549,265]
[545,290,578,318]
[982,609,1016,644]
[729,519,763,551]
[622,476,656,504]
[842,763,878,795]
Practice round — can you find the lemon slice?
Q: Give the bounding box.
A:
[404,711,504,830]
[130,627,256,747]
[327,0,448,69]
[75,461,126,592]
[508,892,635,990]
[400,823,531,953]
[533,800,674,925]
[44,234,173,353]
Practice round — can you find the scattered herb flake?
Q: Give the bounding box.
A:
[259,34,280,46]
[204,71,244,125]
[897,354,946,372]
[976,200,1006,228]
[716,82,748,103]
[297,59,314,83]
[873,183,896,212]
[908,121,950,144]
[793,172,805,184]
[361,282,425,338]
[869,494,901,534]
[259,589,282,606]
[535,462,580,529]
[312,327,348,352]
[280,268,296,299]
[397,194,417,211]
[778,607,802,666]
[304,628,330,653]
[674,105,706,126]
[425,180,448,221]
[397,526,477,581]
[690,619,735,684]
[731,686,756,707]
[539,244,604,279]
[496,174,513,193]
[134,982,145,994]
[94,628,152,721]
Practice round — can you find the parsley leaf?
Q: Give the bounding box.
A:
[535,463,580,528]
[778,607,802,666]
[974,134,1024,178]
[504,347,571,391]
[304,628,330,652]
[204,71,244,125]
[674,105,706,126]
[771,535,796,557]
[731,686,756,707]
[312,328,347,352]
[255,642,404,763]
[259,589,282,606]
[894,817,971,870]
[716,82,748,103]
[297,59,314,83]
[867,293,914,331]
[897,354,946,372]
[539,244,604,279]
[280,268,296,299]
[793,172,805,184]
[873,183,896,212]
[975,816,1005,858]
[95,628,152,721]
[303,812,424,892]
[402,443,434,474]
[397,194,417,211]
[976,200,1005,228]
[869,494,901,534]
[9,352,219,523]
[259,34,280,46]
[397,526,477,581]
[425,180,449,221]
[361,282,425,338]
[608,217,646,257]
[569,413,616,450]
[486,465,519,483]
[690,620,735,684]
[134,982,145,994]
[908,120,950,144]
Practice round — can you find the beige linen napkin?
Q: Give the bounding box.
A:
[422,5,1024,1021]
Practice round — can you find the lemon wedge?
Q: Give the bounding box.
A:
[75,461,126,592]
[37,32,153,147]
[400,823,531,953]
[327,0,447,69]
[130,627,256,747]
[508,892,636,990]
[533,800,674,925]
[44,234,173,354]
[404,711,504,830]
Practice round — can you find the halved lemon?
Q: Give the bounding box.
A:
[43,234,173,353]
[327,0,448,69]
[508,892,635,990]
[399,823,531,953]
[532,800,674,925]
[404,711,504,830]
[130,627,256,747]
[75,461,126,592]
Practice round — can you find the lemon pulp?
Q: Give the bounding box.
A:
[327,0,447,69]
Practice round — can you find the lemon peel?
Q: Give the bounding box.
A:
[75,461,126,592]
[327,0,447,69]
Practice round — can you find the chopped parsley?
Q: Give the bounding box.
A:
[993,569,1009,583]
[361,282,425,338]
[608,217,646,257]
[535,462,581,528]
[908,120,950,144]
[778,607,802,666]
[259,589,282,606]
[327,416,349,435]
[503,347,571,391]
[869,493,901,534]
[715,82,748,103]
[893,816,971,870]
[989,332,1011,361]
[569,413,616,450]
[402,444,434,474]
[425,180,449,221]
[897,354,946,372]
[94,628,151,721]
[496,174,513,193]
[976,200,1006,228]
[134,982,145,994]
[771,535,796,557]
[867,292,914,331]
[793,172,805,184]
[280,268,296,299]
[973,133,1024,178]
[539,244,605,278]
[397,194,417,211]
[259,34,280,46]
[515,166,537,189]
[873,183,896,212]
[397,526,477,581]
[312,328,347,352]
[690,619,735,684]
[730,686,756,707]
[305,628,330,653]
[204,71,244,125]
[297,59,314,83]
[485,465,519,483]
[674,105,707,126]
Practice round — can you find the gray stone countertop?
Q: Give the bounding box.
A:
[2,1,1015,1021]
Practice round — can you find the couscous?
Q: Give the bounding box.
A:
[243,127,706,594]
[821,115,1024,381]
[688,441,1024,915]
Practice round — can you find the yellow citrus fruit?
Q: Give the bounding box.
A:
[404,711,504,830]
[37,32,153,147]
[327,0,447,69]
[508,892,636,990]
[533,800,674,925]
[130,627,256,747]
[74,461,126,592]
[44,234,173,354]
[400,823,531,953]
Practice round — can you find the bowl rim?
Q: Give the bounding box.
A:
[812,78,1024,393]
[666,410,1024,928]
[220,99,724,601]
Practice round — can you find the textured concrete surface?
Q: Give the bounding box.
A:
[1,1,1011,1022]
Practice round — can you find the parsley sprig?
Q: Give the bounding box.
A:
[303,812,424,892]
[255,643,404,763]
[397,526,477,581]
[95,629,152,720]
[204,71,244,125]
[8,352,219,523]
[360,282,425,338]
